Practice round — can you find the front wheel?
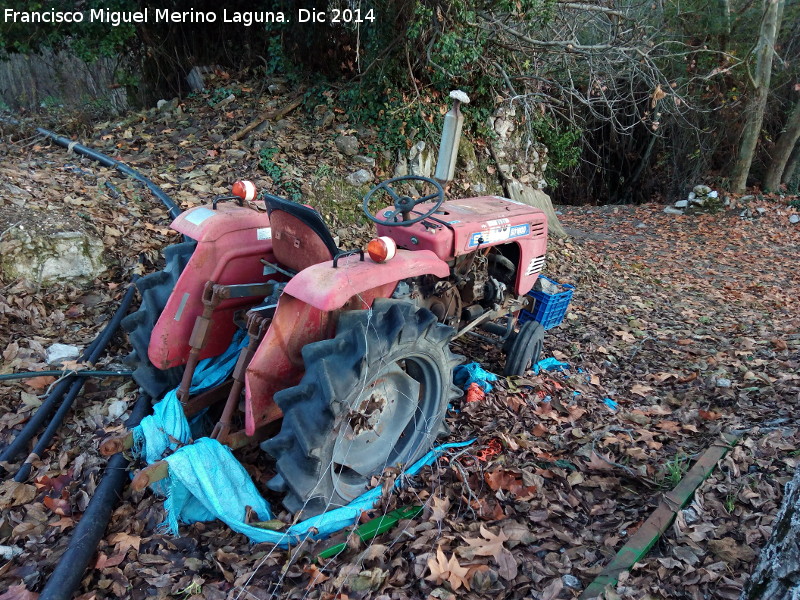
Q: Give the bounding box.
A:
[503,320,545,376]
[262,299,463,516]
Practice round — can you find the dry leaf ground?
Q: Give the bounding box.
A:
[0,79,798,599]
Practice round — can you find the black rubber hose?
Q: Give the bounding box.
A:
[36,127,182,220]
[0,336,102,464]
[12,280,140,481]
[0,370,132,382]
[38,393,151,600]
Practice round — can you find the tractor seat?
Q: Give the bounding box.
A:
[263,194,340,272]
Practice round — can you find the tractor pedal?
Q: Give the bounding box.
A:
[131,460,169,491]
[99,432,133,456]
[223,423,279,451]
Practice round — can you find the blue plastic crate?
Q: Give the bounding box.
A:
[519,275,574,330]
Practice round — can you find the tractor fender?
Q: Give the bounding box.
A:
[283,249,450,311]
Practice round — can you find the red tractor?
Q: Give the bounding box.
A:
[111,92,549,516]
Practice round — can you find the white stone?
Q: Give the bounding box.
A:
[1,229,106,284]
[408,142,434,178]
[335,135,359,156]
[693,184,712,195]
[393,152,408,178]
[663,206,684,215]
[790,214,800,224]
[674,200,689,208]
[46,343,81,366]
[708,190,718,198]
[345,169,373,186]
[353,155,375,167]
[716,377,732,388]
[688,192,696,200]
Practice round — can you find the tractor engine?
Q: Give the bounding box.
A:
[391,249,518,329]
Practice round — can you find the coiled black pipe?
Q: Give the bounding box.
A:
[36,127,182,220]
[0,370,132,382]
[13,279,140,482]
[38,393,151,600]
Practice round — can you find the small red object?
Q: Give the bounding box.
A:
[465,382,485,403]
[232,180,257,201]
[366,236,397,263]
[475,438,502,462]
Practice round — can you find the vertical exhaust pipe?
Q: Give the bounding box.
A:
[434,90,470,185]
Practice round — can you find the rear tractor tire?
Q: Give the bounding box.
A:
[122,241,196,400]
[262,299,463,516]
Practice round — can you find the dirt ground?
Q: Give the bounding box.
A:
[0,84,799,600]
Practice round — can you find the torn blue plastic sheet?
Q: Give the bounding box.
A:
[533,357,569,374]
[603,398,619,411]
[132,330,247,467]
[453,363,498,392]
[161,438,475,547]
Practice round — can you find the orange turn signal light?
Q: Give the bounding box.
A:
[232,180,257,201]
[367,236,397,263]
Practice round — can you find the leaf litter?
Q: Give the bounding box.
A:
[0,74,798,599]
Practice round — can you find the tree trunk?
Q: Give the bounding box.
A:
[742,466,800,599]
[783,143,800,190]
[730,0,784,193]
[764,100,800,191]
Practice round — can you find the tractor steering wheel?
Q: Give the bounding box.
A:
[363,176,445,226]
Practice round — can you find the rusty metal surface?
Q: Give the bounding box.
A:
[243,282,398,435]
[376,196,548,294]
[283,249,449,312]
[269,210,337,272]
[148,207,278,370]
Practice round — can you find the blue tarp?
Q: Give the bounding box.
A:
[132,331,475,546]
[162,438,474,547]
[453,362,498,392]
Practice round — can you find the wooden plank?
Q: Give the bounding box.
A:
[579,433,738,599]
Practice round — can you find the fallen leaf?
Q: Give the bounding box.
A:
[495,547,518,580]
[303,564,330,589]
[630,383,654,397]
[430,495,451,522]
[24,376,56,391]
[0,584,38,600]
[707,537,757,563]
[426,547,470,591]
[109,531,141,553]
[698,409,721,420]
[0,482,37,509]
[461,526,509,562]
[43,496,72,516]
[584,451,616,471]
[95,552,126,569]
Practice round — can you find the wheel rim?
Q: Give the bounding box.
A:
[330,353,442,501]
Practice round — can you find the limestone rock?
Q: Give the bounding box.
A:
[346,169,373,186]
[0,226,106,284]
[408,141,434,178]
[335,135,359,156]
[693,184,712,196]
[353,155,375,167]
[46,343,81,366]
